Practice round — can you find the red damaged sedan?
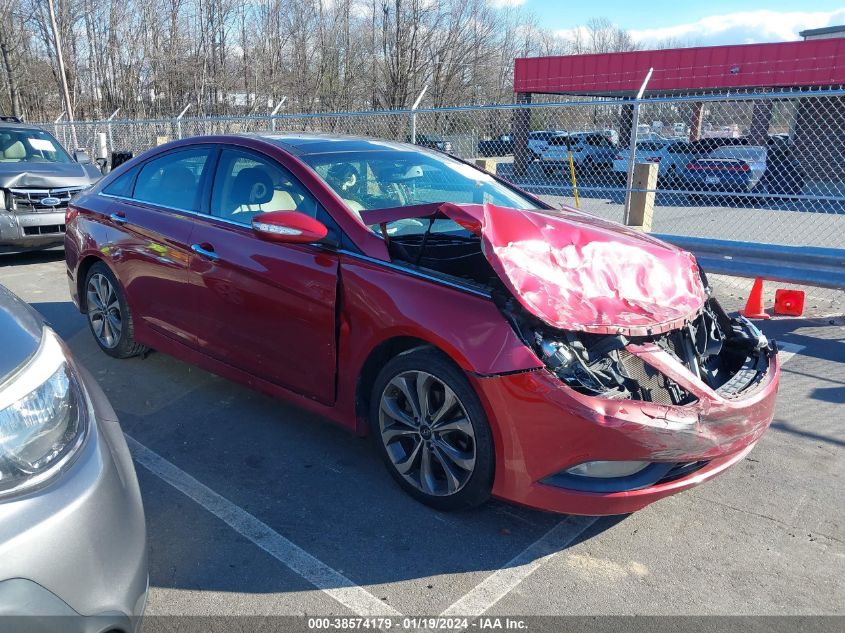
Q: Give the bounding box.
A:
[64,134,779,515]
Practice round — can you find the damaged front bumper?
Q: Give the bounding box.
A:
[0,209,66,252]
[472,319,779,516]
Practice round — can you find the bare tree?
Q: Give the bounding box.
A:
[2,1,634,121]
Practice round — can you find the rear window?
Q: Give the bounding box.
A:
[585,134,611,147]
[668,142,693,154]
[530,131,562,141]
[708,146,766,161]
[548,136,569,146]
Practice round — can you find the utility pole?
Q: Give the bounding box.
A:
[46,0,77,149]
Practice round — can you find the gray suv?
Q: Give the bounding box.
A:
[0,118,102,253]
[0,283,147,631]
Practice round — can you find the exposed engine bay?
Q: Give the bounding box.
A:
[386,229,774,405]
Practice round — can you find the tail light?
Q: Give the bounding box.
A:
[686,162,698,170]
[739,163,750,172]
[615,154,624,160]
[65,205,79,224]
[647,156,662,162]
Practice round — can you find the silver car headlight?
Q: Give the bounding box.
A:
[0,328,88,496]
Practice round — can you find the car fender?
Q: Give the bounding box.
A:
[336,254,541,379]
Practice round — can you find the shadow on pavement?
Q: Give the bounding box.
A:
[29,297,623,598]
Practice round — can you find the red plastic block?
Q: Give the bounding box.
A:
[774,289,805,316]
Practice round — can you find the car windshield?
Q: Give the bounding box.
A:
[637,142,664,152]
[302,148,541,234]
[708,146,766,161]
[0,128,72,164]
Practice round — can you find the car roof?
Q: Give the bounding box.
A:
[710,144,766,152]
[254,133,422,156]
[0,120,47,134]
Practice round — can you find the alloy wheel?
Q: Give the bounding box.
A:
[378,370,476,497]
[86,273,122,349]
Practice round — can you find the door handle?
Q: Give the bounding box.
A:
[109,212,127,225]
[191,243,220,261]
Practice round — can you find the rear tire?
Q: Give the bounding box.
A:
[369,347,494,511]
[84,262,148,359]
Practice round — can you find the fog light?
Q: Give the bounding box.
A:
[565,460,650,478]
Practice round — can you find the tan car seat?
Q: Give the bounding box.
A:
[228,166,304,220]
[2,141,26,160]
[343,197,364,219]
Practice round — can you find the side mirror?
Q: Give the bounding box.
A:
[73,149,92,164]
[252,211,328,244]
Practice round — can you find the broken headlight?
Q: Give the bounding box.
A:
[535,331,632,398]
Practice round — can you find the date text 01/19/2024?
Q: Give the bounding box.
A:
[306,617,529,630]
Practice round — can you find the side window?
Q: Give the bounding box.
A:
[103,166,139,197]
[210,149,318,225]
[133,148,212,212]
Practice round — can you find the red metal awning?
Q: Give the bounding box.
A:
[514,39,845,95]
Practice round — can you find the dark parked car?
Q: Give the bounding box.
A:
[65,134,779,515]
[0,118,102,253]
[683,145,768,193]
[478,134,513,157]
[412,134,452,153]
[761,145,805,196]
[0,284,146,630]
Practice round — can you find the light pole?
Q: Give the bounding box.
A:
[46,0,77,149]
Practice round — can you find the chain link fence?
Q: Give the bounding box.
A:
[43,89,845,312]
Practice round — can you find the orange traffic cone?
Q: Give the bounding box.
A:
[740,277,770,320]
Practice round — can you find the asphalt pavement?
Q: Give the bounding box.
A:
[0,249,842,625]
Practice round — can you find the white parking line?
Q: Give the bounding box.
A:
[126,435,402,617]
[127,342,805,622]
[439,515,597,619]
[778,341,805,365]
[438,341,807,621]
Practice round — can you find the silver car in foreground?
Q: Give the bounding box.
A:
[0,284,147,632]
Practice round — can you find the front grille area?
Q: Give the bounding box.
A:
[656,461,710,484]
[23,224,65,235]
[7,186,85,212]
[617,349,688,405]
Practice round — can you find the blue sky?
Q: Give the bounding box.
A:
[491,1,845,47]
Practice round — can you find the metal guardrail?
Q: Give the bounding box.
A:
[653,234,845,290]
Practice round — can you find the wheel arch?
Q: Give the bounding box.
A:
[76,254,108,313]
[354,335,437,434]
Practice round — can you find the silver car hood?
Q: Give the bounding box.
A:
[0,162,102,189]
[0,284,43,384]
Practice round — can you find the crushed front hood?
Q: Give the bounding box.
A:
[363,202,707,335]
[449,203,707,335]
[0,162,101,189]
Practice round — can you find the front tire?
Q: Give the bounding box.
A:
[84,262,148,359]
[369,348,494,511]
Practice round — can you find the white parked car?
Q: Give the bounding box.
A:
[611,140,670,175]
[638,140,699,183]
[528,130,566,159]
[541,132,617,172]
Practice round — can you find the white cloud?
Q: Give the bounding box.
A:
[630,8,845,47]
[487,0,528,8]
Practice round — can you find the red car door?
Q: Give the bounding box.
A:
[101,146,214,348]
[188,147,339,404]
